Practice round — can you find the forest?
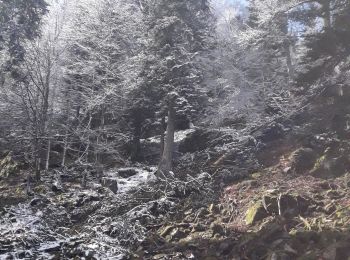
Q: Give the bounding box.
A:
[0,0,350,259]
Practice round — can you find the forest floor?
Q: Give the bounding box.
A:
[138,156,350,259]
[1,107,350,259]
[2,138,350,259]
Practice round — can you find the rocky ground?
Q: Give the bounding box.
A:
[1,85,350,259]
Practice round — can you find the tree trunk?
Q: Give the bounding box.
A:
[33,137,41,181]
[35,157,41,181]
[159,116,166,159]
[131,122,142,162]
[286,45,295,80]
[321,0,331,30]
[281,14,294,80]
[95,107,105,164]
[62,132,68,167]
[76,107,80,118]
[45,138,51,171]
[158,102,176,176]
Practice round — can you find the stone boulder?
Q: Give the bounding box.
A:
[246,193,311,225]
[245,201,269,225]
[0,152,19,178]
[102,177,119,194]
[117,168,138,178]
[290,148,317,174]
[178,129,233,153]
[255,122,288,143]
[220,116,247,129]
[310,146,350,178]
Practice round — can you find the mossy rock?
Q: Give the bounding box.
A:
[245,201,268,225]
[33,185,49,194]
[210,221,225,236]
[311,154,326,173]
[0,153,19,178]
[334,205,350,223]
[310,147,349,178]
[291,148,317,174]
[251,172,262,179]
[246,193,311,225]
[265,193,310,217]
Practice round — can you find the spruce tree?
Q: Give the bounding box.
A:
[0,0,48,68]
[137,0,213,175]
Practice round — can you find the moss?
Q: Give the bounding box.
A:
[334,206,350,224]
[33,185,48,193]
[245,201,268,225]
[15,187,24,195]
[251,172,262,179]
[311,154,326,173]
[0,154,19,178]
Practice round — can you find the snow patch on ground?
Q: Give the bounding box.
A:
[0,203,57,259]
[38,241,61,252]
[143,129,196,144]
[106,167,157,193]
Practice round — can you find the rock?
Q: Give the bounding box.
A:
[217,169,244,184]
[346,180,350,188]
[85,250,96,258]
[52,182,63,193]
[160,226,173,237]
[245,201,268,225]
[322,243,350,260]
[251,172,262,179]
[290,148,317,174]
[326,190,341,199]
[33,185,49,193]
[208,204,220,214]
[160,226,187,242]
[169,228,187,241]
[17,251,26,258]
[29,198,41,207]
[283,244,298,255]
[197,208,209,218]
[318,181,331,190]
[184,209,192,215]
[178,129,233,153]
[283,167,292,174]
[310,146,350,178]
[38,241,61,253]
[184,215,194,223]
[262,195,279,214]
[76,194,100,207]
[0,153,19,178]
[237,180,258,190]
[218,241,231,253]
[71,202,100,223]
[191,223,206,232]
[256,123,286,143]
[247,193,310,225]
[153,254,168,260]
[210,222,224,236]
[278,194,309,217]
[322,202,335,214]
[220,116,247,129]
[102,177,118,194]
[118,168,138,178]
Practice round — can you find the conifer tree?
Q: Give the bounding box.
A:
[136,0,213,175]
